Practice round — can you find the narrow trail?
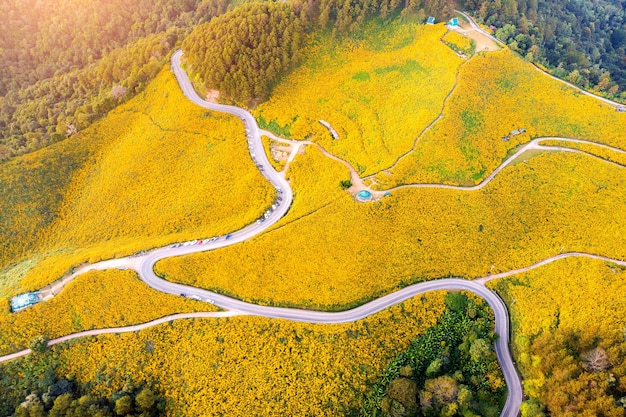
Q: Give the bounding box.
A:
[475,252,626,285]
[0,311,243,362]
[363,59,469,181]
[386,137,626,194]
[5,49,626,417]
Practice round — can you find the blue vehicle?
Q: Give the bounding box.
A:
[225,234,232,240]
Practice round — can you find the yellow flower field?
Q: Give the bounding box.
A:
[0,269,215,355]
[1,67,274,293]
[488,257,626,416]
[254,20,462,175]
[375,49,626,188]
[156,147,626,309]
[53,291,447,416]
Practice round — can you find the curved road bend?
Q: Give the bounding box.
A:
[7,49,626,416]
[144,51,523,417]
[388,136,626,194]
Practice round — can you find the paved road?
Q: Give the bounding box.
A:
[11,49,626,417]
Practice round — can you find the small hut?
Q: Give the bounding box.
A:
[11,291,43,312]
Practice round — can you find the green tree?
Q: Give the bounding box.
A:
[28,335,49,354]
[114,395,133,415]
[135,388,156,411]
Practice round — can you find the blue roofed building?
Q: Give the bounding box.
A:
[11,291,42,312]
[427,16,435,25]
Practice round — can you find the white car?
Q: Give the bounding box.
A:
[205,299,214,304]
[189,295,201,301]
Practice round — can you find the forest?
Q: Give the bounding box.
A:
[0,0,231,161]
[465,0,626,97]
[364,292,505,417]
[182,2,306,104]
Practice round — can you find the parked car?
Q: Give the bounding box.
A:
[189,295,201,301]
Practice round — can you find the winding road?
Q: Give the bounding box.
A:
[4,48,626,417]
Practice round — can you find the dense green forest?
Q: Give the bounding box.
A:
[466,0,626,98]
[182,2,306,104]
[0,0,231,161]
[362,293,505,417]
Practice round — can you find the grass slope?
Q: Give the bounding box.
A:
[1,66,274,294]
[156,147,626,309]
[254,20,462,175]
[375,49,626,187]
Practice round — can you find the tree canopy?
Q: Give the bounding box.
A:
[183,2,306,104]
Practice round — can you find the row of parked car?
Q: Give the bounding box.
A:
[170,236,224,248]
[256,187,284,224]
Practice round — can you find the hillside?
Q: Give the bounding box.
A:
[253,20,462,175]
[0,0,231,160]
[467,0,626,98]
[1,6,626,417]
[374,48,626,187]
[1,66,274,295]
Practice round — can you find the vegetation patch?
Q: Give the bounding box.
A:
[363,292,505,417]
[253,20,462,175]
[442,30,475,56]
[379,49,626,188]
[489,257,626,416]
